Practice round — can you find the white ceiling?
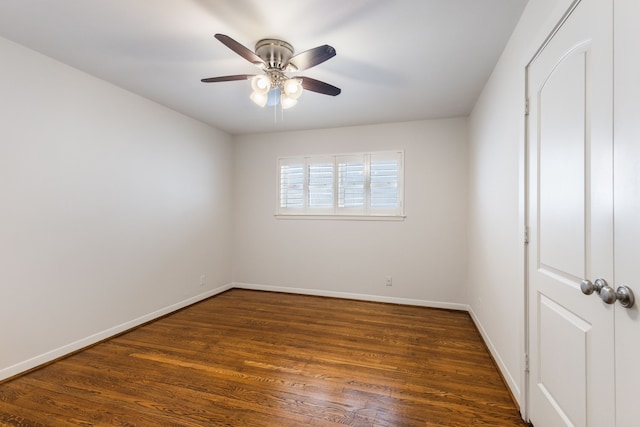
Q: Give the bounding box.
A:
[0,0,527,135]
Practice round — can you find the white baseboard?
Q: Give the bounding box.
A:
[468,306,522,408]
[232,282,469,311]
[0,283,233,382]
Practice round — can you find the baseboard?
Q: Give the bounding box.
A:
[232,282,469,311]
[468,306,522,409]
[0,283,233,382]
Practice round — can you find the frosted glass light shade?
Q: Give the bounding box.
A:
[251,75,270,94]
[283,78,303,99]
[281,95,298,109]
[250,91,268,107]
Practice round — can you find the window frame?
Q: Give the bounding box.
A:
[276,150,405,220]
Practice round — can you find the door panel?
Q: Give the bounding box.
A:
[538,49,586,279]
[538,295,590,426]
[527,0,614,425]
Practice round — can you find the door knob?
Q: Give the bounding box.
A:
[599,281,617,304]
[580,279,593,294]
[615,286,635,308]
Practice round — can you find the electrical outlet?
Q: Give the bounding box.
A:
[385,276,393,286]
[200,275,206,286]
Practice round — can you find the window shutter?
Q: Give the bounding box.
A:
[369,152,403,215]
[370,160,398,208]
[279,159,305,210]
[307,160,334,210]
[338,155,365,211]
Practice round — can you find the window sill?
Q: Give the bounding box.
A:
[274,214,406,221]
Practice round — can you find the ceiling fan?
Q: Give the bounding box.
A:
[201,34,341,109]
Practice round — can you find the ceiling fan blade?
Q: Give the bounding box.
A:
[214,34,265,68]
[300,76,341,96]
[285,45,336,72]
[201,74,254,83]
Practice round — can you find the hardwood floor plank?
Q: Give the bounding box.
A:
[0,289,525,426]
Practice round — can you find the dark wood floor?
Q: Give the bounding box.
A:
[0,289,526,426]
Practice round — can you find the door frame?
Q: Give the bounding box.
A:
[522,0,583,422]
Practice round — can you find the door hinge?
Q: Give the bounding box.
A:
[525,98,530,116]
[524,226,530,245]
[525,354,530,373]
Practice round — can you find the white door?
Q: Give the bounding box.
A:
[527,0,615,425]
[613,0,640,425]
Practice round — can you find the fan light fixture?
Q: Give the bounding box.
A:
[249,74,303,109]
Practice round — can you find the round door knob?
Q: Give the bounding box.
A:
[616,286,635,309]
[599,284,617,304]
[580,279,595,295]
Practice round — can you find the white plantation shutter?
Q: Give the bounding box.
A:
[277,151,404,217]
[338,155,365,212]
[308,160,334,210]
[279,158,305,211]
[370,153,402,214]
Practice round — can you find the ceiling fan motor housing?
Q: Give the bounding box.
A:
[255,39,295,70]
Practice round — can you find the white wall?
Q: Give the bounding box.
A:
[467,0,576,409]
[0,37,234,380]
[232,119,468,308]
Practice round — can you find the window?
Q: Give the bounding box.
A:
[277,151,404,218]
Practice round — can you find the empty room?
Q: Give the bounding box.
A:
[1,0,638,426]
